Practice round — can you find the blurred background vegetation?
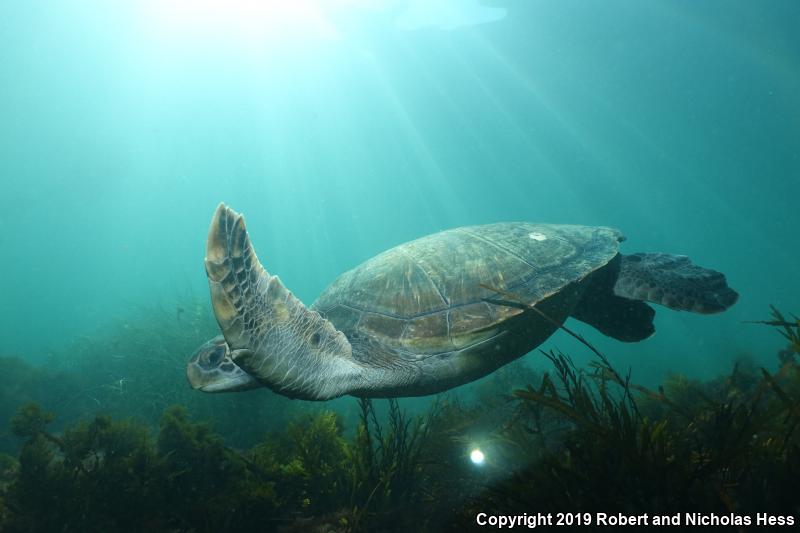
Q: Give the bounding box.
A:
[0,302,798,532]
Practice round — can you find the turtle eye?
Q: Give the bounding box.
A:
[208,345,226,366]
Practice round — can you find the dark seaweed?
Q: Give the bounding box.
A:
[0,306,798,532]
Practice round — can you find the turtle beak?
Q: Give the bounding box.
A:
[186,336,261,393]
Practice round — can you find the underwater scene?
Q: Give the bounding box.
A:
[1,0,799,531]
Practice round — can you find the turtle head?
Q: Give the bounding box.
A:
[186,336,261,393]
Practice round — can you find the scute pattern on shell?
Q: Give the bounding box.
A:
[313,223,623,356]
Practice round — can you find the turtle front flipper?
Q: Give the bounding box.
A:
[613,253,739,314]
[203,203,363,400]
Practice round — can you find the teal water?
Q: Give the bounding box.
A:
[1,0,798,387]
[1,2,799,530]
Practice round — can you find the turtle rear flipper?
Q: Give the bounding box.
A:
[204,203,362,400]
[571,254,655,342]
[613,253,739,314]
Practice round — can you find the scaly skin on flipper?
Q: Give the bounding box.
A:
[613,253,739,314]
[203,204,367,400]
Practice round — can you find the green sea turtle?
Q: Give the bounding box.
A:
[187,204,738,400]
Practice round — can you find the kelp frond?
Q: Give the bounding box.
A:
[514,349,638,439]
[350,398,435,526]
[472,307,800,519]
[747,305,800,357]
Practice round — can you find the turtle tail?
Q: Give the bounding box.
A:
[204,203,362,400]
[613,253,739,314]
